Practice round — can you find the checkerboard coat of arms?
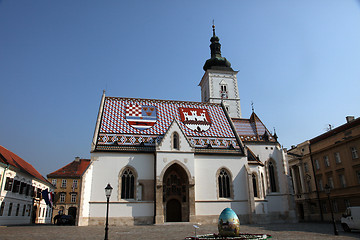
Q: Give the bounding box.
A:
[126,104,157,130]
[179,107,211,132]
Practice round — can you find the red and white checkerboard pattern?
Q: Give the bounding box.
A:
[98,97,240,148]
[126,104,142,117]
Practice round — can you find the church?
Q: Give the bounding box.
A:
[78,26,296,226]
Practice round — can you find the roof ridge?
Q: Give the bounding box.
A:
[105,96,222,106]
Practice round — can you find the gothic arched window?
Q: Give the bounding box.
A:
[268,161,277,192]
[218,169,231,198]
[121,168,135,199]
[252,173,258,198]
[173,132,179,150]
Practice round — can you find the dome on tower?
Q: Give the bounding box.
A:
[203,24,233,71]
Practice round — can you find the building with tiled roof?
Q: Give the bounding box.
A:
[79,26,296,226]
[0,145,54,225]
[287,116,360,223]
[47,157,90,225]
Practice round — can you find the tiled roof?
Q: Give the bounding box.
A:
[232,112,276,143]
[0,145,48,183]
[47,159,91,178]
[96,97,242,151]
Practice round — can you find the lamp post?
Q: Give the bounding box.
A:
[104,183,113,240]
[324,184,338,235]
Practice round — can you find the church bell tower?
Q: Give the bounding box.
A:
[199,24,242,118]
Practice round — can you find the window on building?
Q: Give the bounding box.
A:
[36,188,42,198]
[25,184,30,196]
[220,84,228,99]
[4,177,13,191]
[61,179,67,188]
[172,132,179,150]
[339,174,347,188]
[327,176,334,189]
[22,205,26,216]
[19,182,26,194]
[318,178,324,191]
[268,161,277,192]
[121,168,135,199]
[351,147,359,159]
[42,208,45,217]
[15,203,20,216]
[252,173,258,198]
[60,193,66,203]
[0,202,5,216]
[72,180,78,190]
[8,203,13,216]
[12,180,20,193]
[315,159,320,170]
[304,163,309,173]
[218,169,231,198]
[52,179,57,187]
[71,193,77,203]
[334,152,341,164]
[324,156,330,167]
[357,171,360,184]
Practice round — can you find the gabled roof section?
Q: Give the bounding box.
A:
[232,112,276,143]
[0,145,48,183]
[95,97,243,154]
[47,158,91,178]
[247,147,264,166]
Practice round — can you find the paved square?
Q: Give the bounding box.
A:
[0,222,359,240]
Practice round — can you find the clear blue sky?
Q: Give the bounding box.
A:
[1,0,360,176]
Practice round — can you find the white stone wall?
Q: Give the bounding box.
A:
[81,152,155,224]
[194,154,248,215]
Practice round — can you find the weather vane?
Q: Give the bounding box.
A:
[251,101,254,112]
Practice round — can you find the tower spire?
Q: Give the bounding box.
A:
[203,23,232,71]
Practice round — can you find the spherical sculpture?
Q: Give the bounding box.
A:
[218,208,240,237]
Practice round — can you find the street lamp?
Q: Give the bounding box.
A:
[104,183,113,240]
[324,184,338,235]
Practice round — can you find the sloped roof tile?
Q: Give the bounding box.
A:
[96,97,242,151]
[0,145,48,183]
[232,112,276,143]
[47,159,90,178]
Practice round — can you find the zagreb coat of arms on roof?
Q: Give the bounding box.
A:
[179,107,211,132]
[126,104,157,130]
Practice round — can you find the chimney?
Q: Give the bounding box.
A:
[346,116,355,123]
[75,157,80,162]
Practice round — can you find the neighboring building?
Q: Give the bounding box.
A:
[288,116,360,222]
[78,26,296,226]
[0,145,54,225]
[47,157,90,224]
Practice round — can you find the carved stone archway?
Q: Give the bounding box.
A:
[155,161,195,223]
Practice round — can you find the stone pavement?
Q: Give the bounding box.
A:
[0,222,359,240]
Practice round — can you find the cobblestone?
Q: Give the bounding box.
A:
[0,222,359,240]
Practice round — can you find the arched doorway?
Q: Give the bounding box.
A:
[163,163,189,222]
[166,199,182,222]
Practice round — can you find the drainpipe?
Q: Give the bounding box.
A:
[0,162,9,198]
[309,144,323,221]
